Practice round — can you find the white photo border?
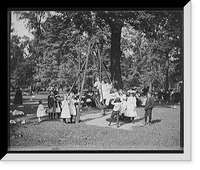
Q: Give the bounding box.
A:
[3,2,191,160]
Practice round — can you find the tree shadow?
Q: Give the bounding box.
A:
[150,119,162,124]
[80,110,112,123]
[119,116,145,126]
[105,115,162,127]
[81,114,106,122]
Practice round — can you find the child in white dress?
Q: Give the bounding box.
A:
[102,80,113,106]
[125,90,137,123]
[36,100,46,122]
[60,95,71,124]
[69,92,78,123]
[119,89,127,119]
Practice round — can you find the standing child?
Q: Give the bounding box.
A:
[144,91,155,125]
[69,92,78,123]
[125,90,137,123]
[36,100,45,122]
[119,89,127,120]
[55,96,62,119]
[60,95,71,124]
[108,97,122,128]
[47,90,55,119]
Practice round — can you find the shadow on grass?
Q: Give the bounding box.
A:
[105,115,162,127]
[80,114,105,123]
[80,110,112,123]
[150,119,162,124]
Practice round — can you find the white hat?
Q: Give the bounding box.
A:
[127,90,136,93]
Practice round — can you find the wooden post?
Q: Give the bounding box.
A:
[78,45,81,92]
[76,42,93,123]
[97,45,105,115]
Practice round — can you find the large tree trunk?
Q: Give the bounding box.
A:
[110,24,123,90]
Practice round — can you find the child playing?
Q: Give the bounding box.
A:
[93,77,102,102]
[60,95,71,124]
[101,79,112,106]
[36,100,46,122]
[108,97,122,128]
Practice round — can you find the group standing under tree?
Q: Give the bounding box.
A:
[34,77,155,127]
[93,77,155,128]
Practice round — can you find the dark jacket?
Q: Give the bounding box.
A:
[145,97,155,110]
[55,99,62,108]
[14,89,23,105]
[48,95,55,108]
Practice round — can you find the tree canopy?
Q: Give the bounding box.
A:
[10,10,183,92]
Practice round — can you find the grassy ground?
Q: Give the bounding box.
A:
[9,92,181,151]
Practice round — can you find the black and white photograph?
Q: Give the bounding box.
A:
[5,4,192,161]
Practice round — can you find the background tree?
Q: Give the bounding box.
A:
[10,26,35,89]
[136,11,182,91]
[12,10,183,93]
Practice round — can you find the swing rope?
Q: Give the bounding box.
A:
[69,40,112,110]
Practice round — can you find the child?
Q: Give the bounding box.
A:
[125,90,137,123]
[69,92,78,123]
[93,77,102,102]
[109,88,120,100]
[55,96,62,119]
[36,100,45,122]
[144,91,155,125]
[101,79,112,106]
[60,95,71,124]
[47,90,55,119]
[119,89,127,120]
[108,97,122,128]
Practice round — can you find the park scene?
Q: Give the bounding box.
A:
[9,10,183,151]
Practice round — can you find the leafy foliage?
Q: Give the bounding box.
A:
[10,10,183,91]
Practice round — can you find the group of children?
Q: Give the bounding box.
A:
[93,77,155,128]
[36,79,155,128]
[36,91,78,124]
[108,89,138,128]
[108,90,155,128]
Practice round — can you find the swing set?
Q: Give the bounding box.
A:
[68,39,113,123]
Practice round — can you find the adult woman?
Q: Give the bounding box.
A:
[13,87,23,105]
